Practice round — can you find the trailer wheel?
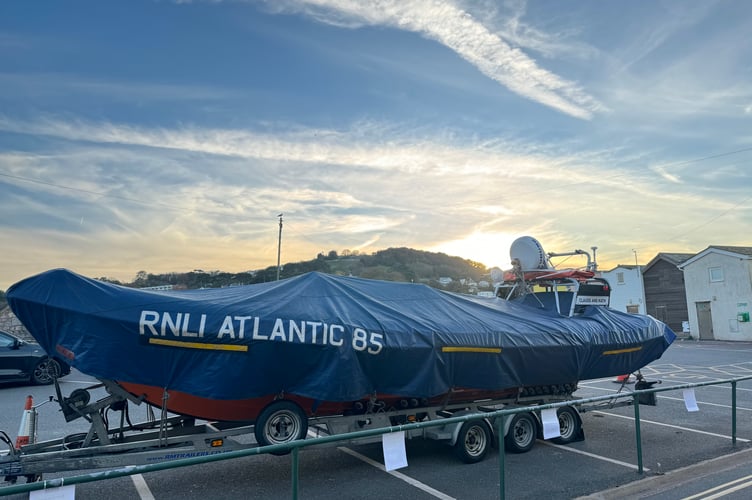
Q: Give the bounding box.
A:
[504,412,537,453]
[254,400,308,455]
[454,420,492,463]
[552,406,581,445]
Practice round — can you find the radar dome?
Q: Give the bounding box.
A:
[510,236,551,270]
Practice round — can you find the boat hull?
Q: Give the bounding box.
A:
[116,381,526,422]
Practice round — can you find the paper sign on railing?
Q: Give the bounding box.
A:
[683,388,699,412]
[541,408,561,439]
[382,430,408,471]
[30,485,75,500]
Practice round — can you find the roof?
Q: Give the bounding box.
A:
[602,264,638,272]
[642,252,695,273]
[707,245,752,256]
[679,245,752,269]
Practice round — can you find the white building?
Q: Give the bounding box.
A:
[678,246,752,341]
[599,265,646,314]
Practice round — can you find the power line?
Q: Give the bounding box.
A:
[659,194,752,244]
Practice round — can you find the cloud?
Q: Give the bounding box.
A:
[470,0,599,62]
[2,113,749,288]
[651,166,682,184]
[259,0,603,119]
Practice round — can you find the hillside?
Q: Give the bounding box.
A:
[110,247,494,293]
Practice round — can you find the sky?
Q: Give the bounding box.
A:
[1,0,751,290]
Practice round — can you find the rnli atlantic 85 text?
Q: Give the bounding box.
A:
[139,310,384,355]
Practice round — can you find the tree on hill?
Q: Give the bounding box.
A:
[112,247,492,292]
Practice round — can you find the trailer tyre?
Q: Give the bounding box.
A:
[454,420,492,463]
[552,406,582,445]
[254,400,308,455]
[504,412,537,453]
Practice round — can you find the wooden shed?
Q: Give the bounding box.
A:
[642,252,694,336]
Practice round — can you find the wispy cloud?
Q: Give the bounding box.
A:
[257,0,603,119]
[483,0,599,61]
[1,111,748,286]
[0,115,725,225]
[0,115,616,189]
[651,165,682,184]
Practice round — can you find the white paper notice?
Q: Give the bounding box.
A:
[382,431,408,471]
[683,388,700,412]
[30,485,75,500]
[541,408,561,439]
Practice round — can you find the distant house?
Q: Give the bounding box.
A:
[140,284,174,291]
[599,265,645,314]
[678,246,752,341]
[438,277,453,286]
[642,253,694,335]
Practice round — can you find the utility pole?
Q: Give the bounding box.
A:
[634,249,646,314]
[276,214,283,281]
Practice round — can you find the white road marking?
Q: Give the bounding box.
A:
[576,384,752,411]
[306,429,455,499]
[656,394,752,411]
[336,446,456,500]
[131,473,156,500]
[592,411,750,443]
[539,441,648,471]
[682,474,752,500]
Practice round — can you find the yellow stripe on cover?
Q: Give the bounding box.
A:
[442,346,502,354]
[602,346,643,356]
[148,338,249,352]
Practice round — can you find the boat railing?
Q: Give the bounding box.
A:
[496,267,611,317]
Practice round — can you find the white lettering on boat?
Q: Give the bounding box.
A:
[140,310,206,338]
[138,310,383,354]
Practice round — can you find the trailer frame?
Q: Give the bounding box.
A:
[1,375,657,484]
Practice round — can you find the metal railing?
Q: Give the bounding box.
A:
[2,375,751,499]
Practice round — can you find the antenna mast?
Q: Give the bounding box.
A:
[276,213,283,281]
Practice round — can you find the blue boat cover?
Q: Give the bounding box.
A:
[7,269,675,402]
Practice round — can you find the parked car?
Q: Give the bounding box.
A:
[0,329,70,385]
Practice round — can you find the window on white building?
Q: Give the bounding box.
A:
[616,272,625,284]
[709,267,724,283]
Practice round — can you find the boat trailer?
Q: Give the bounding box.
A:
[1,376,658,485]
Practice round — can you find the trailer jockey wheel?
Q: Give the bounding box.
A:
[254,401,308,455]
[454,420,492,463]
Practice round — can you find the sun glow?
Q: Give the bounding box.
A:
[430,232,521,271]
